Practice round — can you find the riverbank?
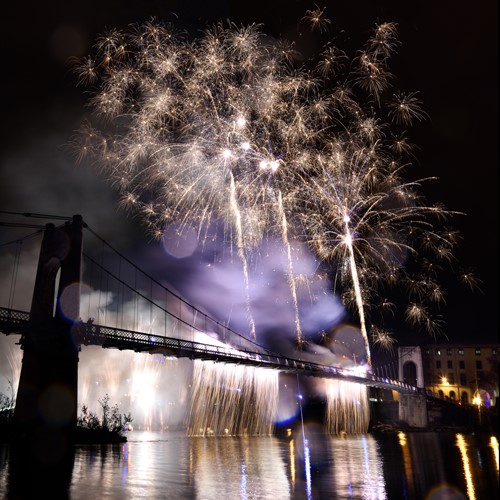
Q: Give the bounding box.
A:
[0,422,127,445]
[369,405,498,435]
[369,421,475,434]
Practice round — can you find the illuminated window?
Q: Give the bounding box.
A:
[424,349,430,355]
[458,349,464,356]
[435,349,441,356]
[493,349,498,356]
[475,348,481,355]
[446,349,452,355]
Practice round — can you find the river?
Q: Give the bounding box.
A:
[0,428,498,499]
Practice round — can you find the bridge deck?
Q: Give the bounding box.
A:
[0,306,418,394]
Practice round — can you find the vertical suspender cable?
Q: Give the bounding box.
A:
[98,238,105,323]
[149,278,153,335]
[118,258,122,329]
[134,266,138,332]
[8,241,21,310]
[104,269,109,327]
[87,255,93,320]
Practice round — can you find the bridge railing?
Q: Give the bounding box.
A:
[0,307,30,334]
[71,320,419,392]
[0,306,419,393]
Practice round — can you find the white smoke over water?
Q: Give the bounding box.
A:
[1,217,362,431]
[154,231,346,349]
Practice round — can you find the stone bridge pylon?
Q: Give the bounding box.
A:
[13,214,83,443]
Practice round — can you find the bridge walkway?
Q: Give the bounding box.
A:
[0,306,419,394]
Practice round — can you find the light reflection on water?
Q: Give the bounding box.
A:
[1,431,499,499]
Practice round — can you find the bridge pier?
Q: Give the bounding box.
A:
[398,392,428,428]
[13,215,83,454]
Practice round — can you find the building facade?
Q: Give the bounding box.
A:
[398,344,499,408]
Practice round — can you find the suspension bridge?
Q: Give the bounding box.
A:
[0,212,415,395]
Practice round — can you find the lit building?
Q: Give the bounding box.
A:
[398,344,499,408]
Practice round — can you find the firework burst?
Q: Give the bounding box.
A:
[75,12,470,363]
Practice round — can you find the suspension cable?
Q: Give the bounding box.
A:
[0,210,73,220]
[83,223,279,355]
[0,228,45,248]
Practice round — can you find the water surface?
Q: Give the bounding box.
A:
[1,429,498,499]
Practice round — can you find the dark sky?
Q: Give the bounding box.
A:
[1,1,498,348]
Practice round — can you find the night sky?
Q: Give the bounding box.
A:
[1,1,498,351]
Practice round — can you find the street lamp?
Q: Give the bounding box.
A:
[473,391,482,426]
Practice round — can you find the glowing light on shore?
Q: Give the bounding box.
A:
[78,347,191,430]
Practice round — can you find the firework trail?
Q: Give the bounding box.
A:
[75,20,325,342]
[75,12,464,363]
[229,172,256,338]
[297,134,458,366]
[277,191,303,346]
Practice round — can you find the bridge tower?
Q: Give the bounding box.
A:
[397,346,427,427]
[398,346,425,388]
[13,215,83,446]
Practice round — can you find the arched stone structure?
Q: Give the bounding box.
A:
[398,346,425,388]
[402,361,418,387]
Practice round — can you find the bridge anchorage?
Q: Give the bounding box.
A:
[1,213,424,445]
